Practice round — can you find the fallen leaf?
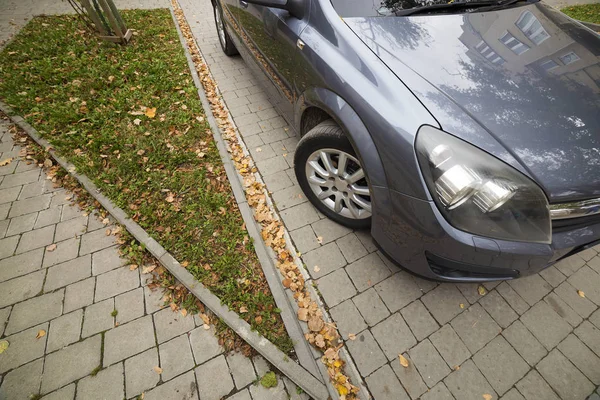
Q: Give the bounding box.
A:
[577,290,585,298]
[316,236,323,244]
[348,333,356,341]
[153,366,163,374]
[313,265,320,273]
[483,394,493,400]
[203,324,210,330]
[239,306,248,313]
[200,313,210,325]
[477,286,487,296]
[0,340,8,354]
[180,309,187,317]
[399,354,409,368]
[142,264,156,274]
[133,118,141,125]
[0,158,13,167]
[102,218,110,225]
[308,316,324,332]
[145,107,157,118]
[46,244,57,252]
[460,303,465,309]
[297,308,308,321]
[36,329,46,339]
[165,193,175,203]
[129,264,139,271]
[43,159,53,168]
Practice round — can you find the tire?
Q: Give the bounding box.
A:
[294,120,372,230]
[213,3,238,57]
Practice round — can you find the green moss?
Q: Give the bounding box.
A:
[260,371,278,388]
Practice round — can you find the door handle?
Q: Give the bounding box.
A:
[240,0,248,8]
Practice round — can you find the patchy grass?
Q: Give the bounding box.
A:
[0,10,292,353]
[562,3,600,24]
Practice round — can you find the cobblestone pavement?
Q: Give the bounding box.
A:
[179,0,600,399]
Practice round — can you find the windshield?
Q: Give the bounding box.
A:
[331,0,499,17]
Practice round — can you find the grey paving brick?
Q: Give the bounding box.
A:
[375,272,423,313]
[0,322,48,374]
[60,204,81,221]
[372,313,417,362]
[479,290,518,328]
[14,160,38,173]
[451,303,501,353]
[539,265,566,288]
[0,202,9,220]
[82,298,114,338]
[502,320,547,367]
[263,170,293,193]
[578,247,598,262]
[420,382,455,400]
[521,301,572,350]
[249,377,288,400]
[18,180,45,200]
[41,383,75,400]
[0,248,43,282]
[79,228,117,255]
[0,160,17,177]
[473,336,529,396]
[54,215,87,242]
[366,364,410,400]
[15,225,54,254]
[589,256,600,275]
[515,370,560,400]
[545,291,582,327]
[502,388,526,400]
[42,237,79,268]
[391,352,428,399]
[8,193,51,218]
[329,300,367,338]
[283,377,309,400]
[289,225,319,254]
[144,370,198,400]
[159,334,195,381]
[0,269,45,308]
[444,360,497,400]
[0,185,21,205]
[226,351,256,389]
[189,325,223,364]
[279,202,319,231]
[0,306,9,337]
[47,309,83,353]
[316,268,356,307]
[86,213,108,231]
[271,185,306,210]
[253,355,270,376]
[104,315,155,365]
[304,242,346,279]
[346,253,391,292]
[555,253,586,276]
[76,363,124,400]
[0,358,43,400]
[336,233,368,264]
[256,155,289,176]
[430,324,471,369]
[422,284,467,325]
[195,355,234,400]
[5,290,63,335]
[238,122,262,137]
[0,235,18,260]
[558,334,600,384]
[591,308,600,329]
[94,266,140,301]
[568,266,600,306]
[537,349,594,400]
[345,329,387,376]
[124,348,160,398]
[153,307,195,344]
[6,212,37,236]
[575,321,600,357]
[41,334,101,394]
[401,300,439,341]
[144,285,167,314]
[353,288,390,327]
[455,283,481,305]
[0,169,40,189]
[63,276,94,313]
[310,218,351,245]
[497,282,530,315]
[508,274,553,306]
[45,255,91,291]
[115,287,145,325]
[0,219,8,238]
[409,339,450,388]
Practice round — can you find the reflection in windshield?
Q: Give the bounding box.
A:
[331,0,500,17]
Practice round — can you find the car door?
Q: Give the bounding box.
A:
[236,1,310,125]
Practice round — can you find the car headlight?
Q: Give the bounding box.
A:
[416,126,551,244]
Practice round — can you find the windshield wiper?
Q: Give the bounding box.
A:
[394,0,530,16]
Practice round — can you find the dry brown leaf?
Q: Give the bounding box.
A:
[203,324,210,330]
[348,333,356,341]
[133,118,142,125]
[0,158,13,167]
[153,366,163,374]
[239,306,248,313]
[129,264,139,271]
[316,236,323,244]
[577,290,585,298]
[297,308,308,321]
[145,107,157,118]
[46,244,57,252]
[308,316,324,332]
[180,309,188,317]
[43,159,53,168]
[200,313,210,325]
[36,329,46,339]
[483,394,493,400]
[399,354,409,368]
[165,193,175,203]
[313,265,320,273]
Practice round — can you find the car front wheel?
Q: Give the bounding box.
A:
[294,120,372,229]
[213,3,238,56]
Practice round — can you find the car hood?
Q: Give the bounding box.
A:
[344,3,600,203]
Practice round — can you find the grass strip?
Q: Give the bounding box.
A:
[0,9,293,353]
[562,3,600,24]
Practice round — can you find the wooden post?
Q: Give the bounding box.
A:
[78,0,132,44]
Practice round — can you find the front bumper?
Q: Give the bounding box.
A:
[371,187,600,282]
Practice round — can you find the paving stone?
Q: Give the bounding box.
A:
[87,213,108,231]
[47,309,83,353]
[568,266,600,306]
[41,334,101,394]
[195,355,235,400]
[54,215,87,242]
[478,290,518,329]
[144,285,167,313]
[0,322,47,374]
[34,206,61,228]
[591,308,600,329]
[79,227,117,255]
[8,193,51,218]
[253,355,270,376]
[159,334,195,381]
[94,265,140,301]
[390,352,428,399]
[336,233,368,264]
[256,156,289,176]
[42,237,79,268]
[575,321,600,357]
[589,256,600,275]
[544,291,582,327]
[144,370,199,400]
[6,212,37,236]
[316,268,356,307]
[0,219,8,238]
[115,287,145,324]
[554,281,598,319]
[279,202,319,231]
[0,203,9,221]
[555,253,586,276]
[18,180,45,200]
[283,377,310,400]
[451,303,501,353]
[520,301,572,350]
[536,349,594,400]
[0,248,43,282]
[401,300,439,341]
[249,377,288,400]
[45,255,91,291]
[558,334,600,384]
[124,348,160,398]
[444,359,497,400]
[409,339,450,388]
[502,388,526,400]
[310,218,351,245]
[372,313,417,361]
[228,389,252,400]
[189,325,223,364]
[64,276,95,313]
[0,185,21,205]
[578,247,598,262]
[455,283,481,305]
[508,274,552,306]
[227,351,257,389]
[0,169,40,189]
[82,298,114,338]
[271,185,306,210]
[329,300,368,338]
[303,242,346,279]
[346,253,391,292]
[420,382,455,400]
[515,370,560,400]
[0,306,10,337]
[60,204,81,222]
[430,324,471,369]
[0,358,43,400]
[40,383,75,400]
[375,272,423,313]
[539,265,566,288]
[366,364,410,400]
[0,235,18,260]
[496,282,530,315]
[352,288,390,327]
[76,363,124,400]
[422,284,467,325]
[104,315,155,365]
[5,290,63,335]
[289,225,319,254]
[263,170,293,193]
[345,329,387,376]
[0,269,45,308]
[473,336,529,396]
[501,320,547,367]
[14,160,39,173]
[153,307,195,343]
[15,225,54,254]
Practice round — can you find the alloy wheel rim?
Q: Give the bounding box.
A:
[305,149,372,219]
[215,9,227,49]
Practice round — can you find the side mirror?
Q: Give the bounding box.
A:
[242,0,305,19]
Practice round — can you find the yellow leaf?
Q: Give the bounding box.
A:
[36,330,46,339]
[577,290,585,298]
[0,340,9,353]
[200,313,210,325]
[460,303,465,309]
[0,157,14,166]
[336,384,348,396]
[478,285,487,296]
[347,333,356,341]
[483,394,493,400]
[399,354,409,368]
[46,244,57,252]
[153,366,163,374]
[145,107,157,118]
[180,309,187,317]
